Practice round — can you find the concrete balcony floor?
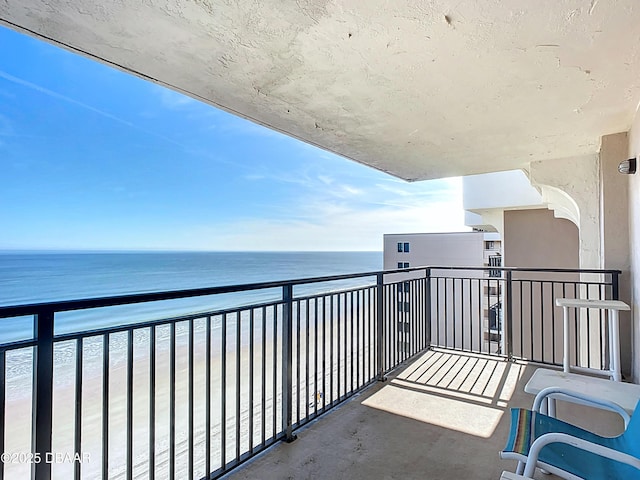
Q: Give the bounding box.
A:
[227,349,625,480]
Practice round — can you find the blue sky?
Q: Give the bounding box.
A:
[0,25,468,251]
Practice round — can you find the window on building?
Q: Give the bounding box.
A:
[489,303,502,331]
[396,281,411,295]
[397,301,410,313]
[403,242,410,252]
[403,262,410,268]
[485,241,495,250]
[397,262,404,269]
[488,254,502,278]
[397,242,403,252]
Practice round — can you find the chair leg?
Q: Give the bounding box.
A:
[516,461,525,475]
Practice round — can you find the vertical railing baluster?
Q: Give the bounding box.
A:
[305,300,310,421]
[612,272,620,300]
[393,282,398,366]
[459,279,464,351]
[188,319,194,479]
[425,269,431,351]
[313,299,319,416]
[281,285,296,442]
[296,300,301,425]
[336,294,341,401]
[350,291,354,394]
[127,330,133,480]
[221,315,227,468]
[32,310,55,480]
[169,323,175,480]
[505,271,514,361]
[467,278,473,352]
[74,338,83,480]
[271,306,278,440]
[552,283,557,364]
[599,283,606,369]
[235,312,241,462]
[249,310,254,453]
[477,278,482,353]
[260,307,266,447]
[444,278,449,348]
[322,297,326,412]
[0,349,5,480]
[573,283,578,367]
[376,273,385,381]
[529,281,534,359]
[436,276,441,347]
[452,277,457,349]
[149,326,156,480]
[355,290,360,389]
[272,307,277,438]
[520,280,524,359]
[329,295,334,404]
[586,287,592,369]
[205,317,211,476]
[102,333,110,480]
[368,287,371,379]
[540,282,545,363]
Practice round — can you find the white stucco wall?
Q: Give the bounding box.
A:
[600,133,632,376]
[627,114,640,382]
[463,170,543,211]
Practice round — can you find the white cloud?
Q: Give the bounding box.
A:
[318,175,334,185]
[156,87,198,109]
[179,195,468,251]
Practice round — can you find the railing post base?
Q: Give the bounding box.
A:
[283,434,298,444]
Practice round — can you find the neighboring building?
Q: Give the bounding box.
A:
[383,231,503,355]
[462,170,606,371]
[383,231,501,273]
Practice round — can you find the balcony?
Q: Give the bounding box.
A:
[228,348,625,480]
[0,266,621,479]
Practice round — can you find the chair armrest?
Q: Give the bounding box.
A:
[523,432,640,478]
[533,387,631,427]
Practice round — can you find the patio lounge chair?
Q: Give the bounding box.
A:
[500,397,640,479]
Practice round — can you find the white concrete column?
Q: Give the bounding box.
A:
[530,155,602,369]
[628,116,640,383]
[600,132,632,377]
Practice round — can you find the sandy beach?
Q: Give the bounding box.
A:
[3,298,376,480]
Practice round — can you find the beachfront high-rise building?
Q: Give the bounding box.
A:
[383,231,502,273]
[384,231,503,354]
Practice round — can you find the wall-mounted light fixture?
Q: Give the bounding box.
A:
[618,157,637,174]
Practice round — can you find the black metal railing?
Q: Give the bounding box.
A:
[426,266,620,367]
[0,266,621,479]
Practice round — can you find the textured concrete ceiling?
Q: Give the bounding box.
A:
[2,1,640,181]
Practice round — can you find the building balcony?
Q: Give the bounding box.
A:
[0,266,622,479]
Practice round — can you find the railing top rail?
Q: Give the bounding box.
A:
[0,270,381,317]
[0,265,621,318]
[424,266,622,275]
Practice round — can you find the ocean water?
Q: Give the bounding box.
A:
[0,251,381,339]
